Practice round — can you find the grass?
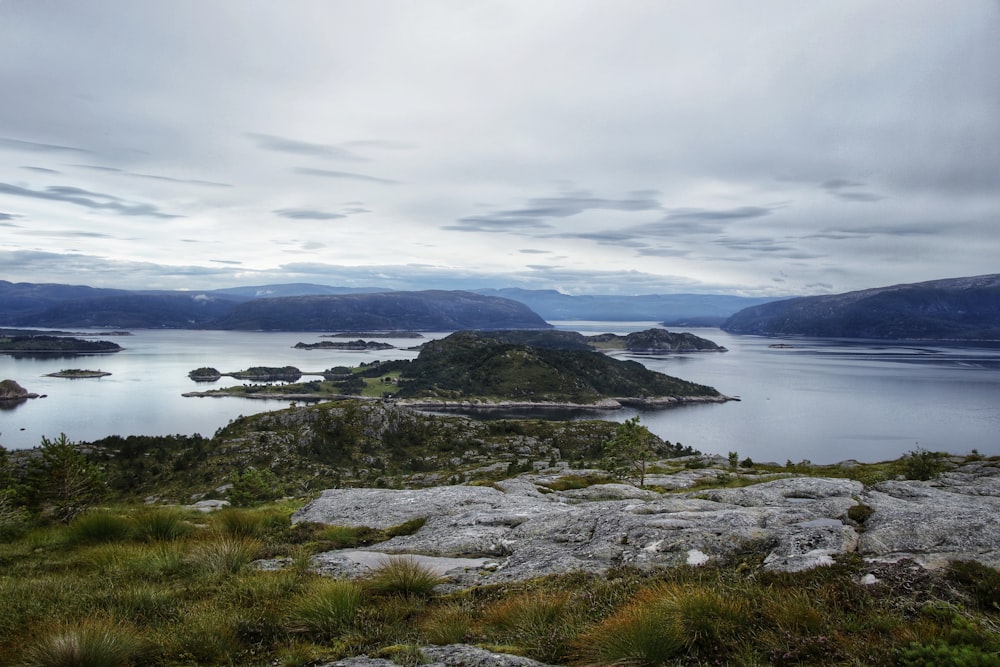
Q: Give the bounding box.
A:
[25,619,147,667]
[1,502,999,666]
[365,556,445,597]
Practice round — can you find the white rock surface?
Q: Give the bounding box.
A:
[292,460,1000,587]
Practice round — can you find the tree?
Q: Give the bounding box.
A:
[30,433,106,523]
[604,416,656,486]
[228,467,283,506]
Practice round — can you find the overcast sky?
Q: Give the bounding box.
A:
[0,1,997,296]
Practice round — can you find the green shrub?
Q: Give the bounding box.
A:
[67,511,132,545]
[365,556,444,597]
[131,507,192,541]
[287,579,364,638]
[899,448,946,481]
[383,517,427,538]
[316,524,370,548]
[946,560,1000,612]
[897,640,1000,667]
[847,503,875,526]
[214,507,287,538]
[25,619,147,667]
[228,468,284,507]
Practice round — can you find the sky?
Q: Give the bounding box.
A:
[0,1,997,297]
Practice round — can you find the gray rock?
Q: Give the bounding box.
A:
[292,461,1000,586]
[316,644,555,667]
[422,644,556,666]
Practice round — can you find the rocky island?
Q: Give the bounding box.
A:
[0,378,40,400]
[295,340,396,351]
[43,369,111,378]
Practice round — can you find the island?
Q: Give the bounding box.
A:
[0,334,122,354]
[321,331,424,339]
[44,369,111,378]
[294,340,395,351]
[183,330,733,407]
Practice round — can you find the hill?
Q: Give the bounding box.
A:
[211,290,549,331]
[0,283,550,331]
[722,274,1000,340]
[391,330,725,405]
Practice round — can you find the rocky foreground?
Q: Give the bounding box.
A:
[292,457,1000,588]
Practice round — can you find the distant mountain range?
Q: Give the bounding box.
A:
[0,280,778,330]
[723,274,1000,340]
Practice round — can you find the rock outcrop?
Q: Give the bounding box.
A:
[0,379,39,400]
[320,644,556,667]
[292,459,1000,589]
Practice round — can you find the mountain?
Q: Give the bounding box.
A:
[6,293,242,328]
[210,290,550,331]
[473,288,777,324]
[209,283,393,299]
[722,274,1000,340]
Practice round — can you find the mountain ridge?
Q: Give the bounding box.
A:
[722,274,1000,339]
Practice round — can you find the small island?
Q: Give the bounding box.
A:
[44,369,111,378]
[321,331,424,339]
[294,340,395,351]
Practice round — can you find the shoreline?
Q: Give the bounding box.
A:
[179,392,736,409]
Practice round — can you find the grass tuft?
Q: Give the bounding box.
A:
[25,619,146,667]
[365,556,445,597]
[66,511,132,545]
[188,534,262,576]
[131,507,193,541]
[287,579,364,638]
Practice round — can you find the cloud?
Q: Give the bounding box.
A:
[18,228,116,239]
[665,206,773,221]
[292,167,399,184]
[273,207,346,220]
[247,133,367,161]
[0,137,90,154]
[209,259,243,265]
[446,192,663,233]
[0,182,180,218]
[820,178,884,203]
[0,212,16,221]
[342,139,417,150]
[71,164,231,188]
[21,166,61,174]
[519,249,551,254]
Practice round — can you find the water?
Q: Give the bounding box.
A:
[2,325,998,464]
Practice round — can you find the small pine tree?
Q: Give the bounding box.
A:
[30,433,106,523]
[605,417,656,486]
[228,468,283,506]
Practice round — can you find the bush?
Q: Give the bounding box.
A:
[946,560,1000,612]
[900,448,946,481]
[365,556,444,597]
[67,511,132,545]
[131,507,193,542]
[228,468,284,507]
[214,507,287,538]
[897,640,1000,667]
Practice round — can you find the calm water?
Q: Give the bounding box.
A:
[2,324,998,464]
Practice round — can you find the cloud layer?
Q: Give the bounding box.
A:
[0,1,997,296]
